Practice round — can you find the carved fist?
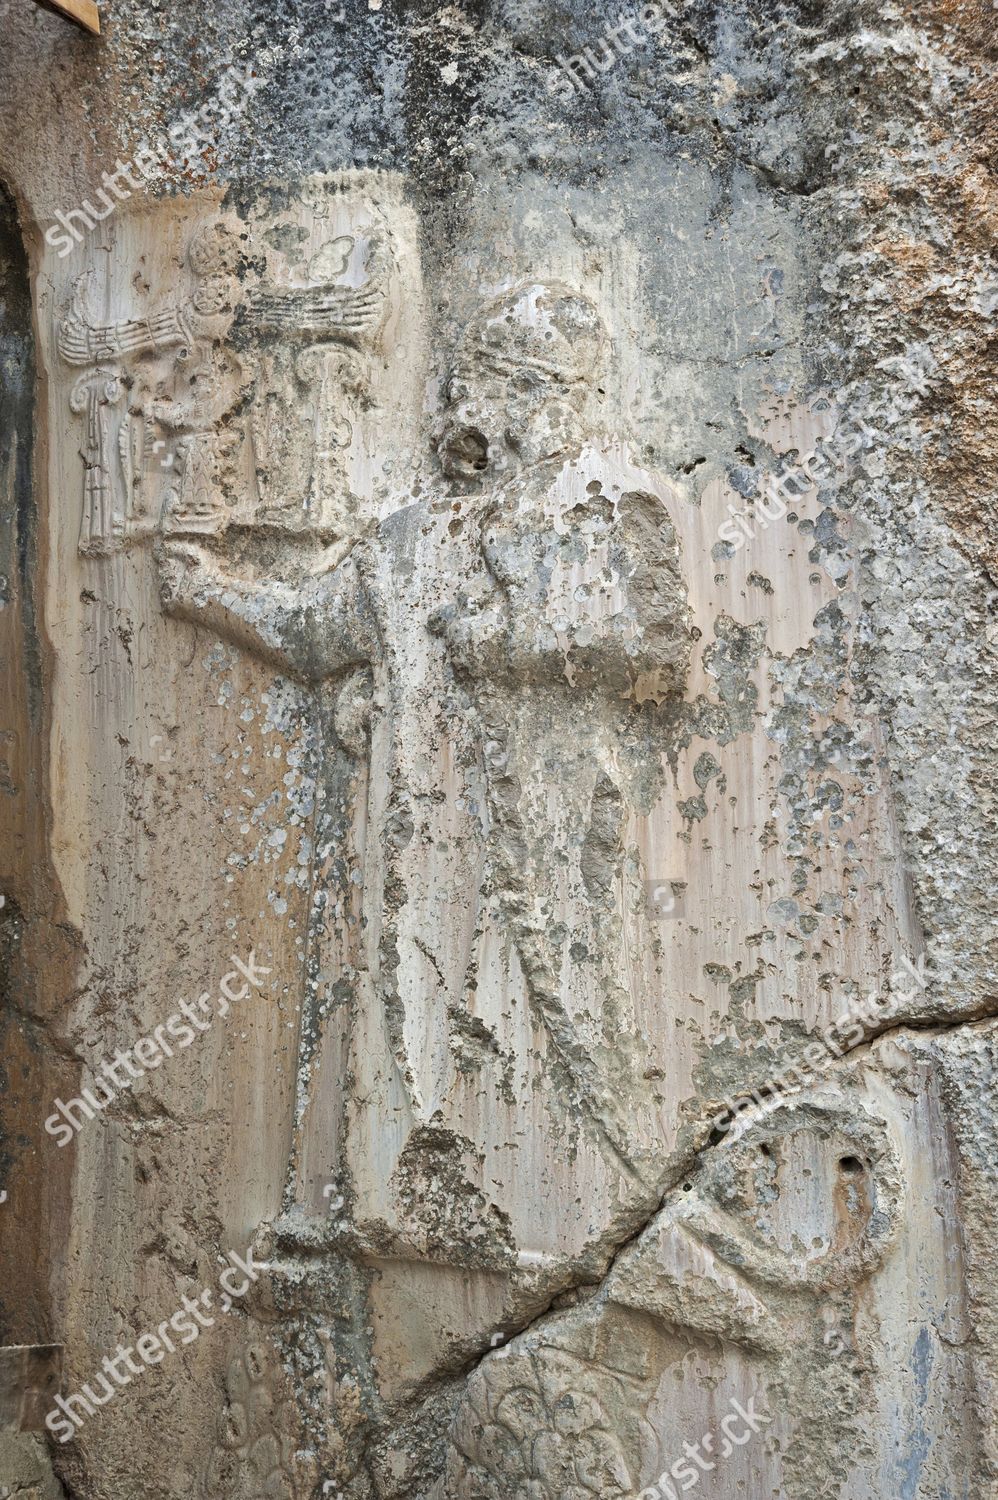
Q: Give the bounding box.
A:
[477,480,692,701]
[155,538,219,613]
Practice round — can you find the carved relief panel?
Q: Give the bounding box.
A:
[432,1065,971,1500]
[35,165,977,1500]
[57,175,420,559]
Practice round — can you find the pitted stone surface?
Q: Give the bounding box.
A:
[0,1,995,1497]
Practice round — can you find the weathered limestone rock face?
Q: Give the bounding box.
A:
[0,1,996,1497]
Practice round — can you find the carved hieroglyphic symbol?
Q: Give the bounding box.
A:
[58,183,394,558]
[245,227,388,535]
[434,1096,905,1498]
[59,286,191,555]
[205,1341,305,1499]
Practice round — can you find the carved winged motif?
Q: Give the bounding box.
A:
[59,201,394,556]
[244,231,389,536]
[247,280,385,338]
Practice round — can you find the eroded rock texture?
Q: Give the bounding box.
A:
[0,0,995,1496]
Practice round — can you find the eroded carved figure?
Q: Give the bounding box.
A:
[56,185,933,1499]
[155,275,695,1279]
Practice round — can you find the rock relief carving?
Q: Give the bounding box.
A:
[431,1095,905,1499]
[205,1338,309,1499]
[154,281,697,1268]
[59,183,392,558]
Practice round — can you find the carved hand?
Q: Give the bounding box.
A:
[155,538,222,615]
[153,534,377,686]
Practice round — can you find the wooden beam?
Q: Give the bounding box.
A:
[32,0,101,35]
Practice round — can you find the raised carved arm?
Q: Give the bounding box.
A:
[156,541,379,684]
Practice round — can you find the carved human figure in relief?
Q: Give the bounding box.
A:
[157,282,693,1267]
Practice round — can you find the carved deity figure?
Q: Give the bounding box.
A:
[157,280,695,1274]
